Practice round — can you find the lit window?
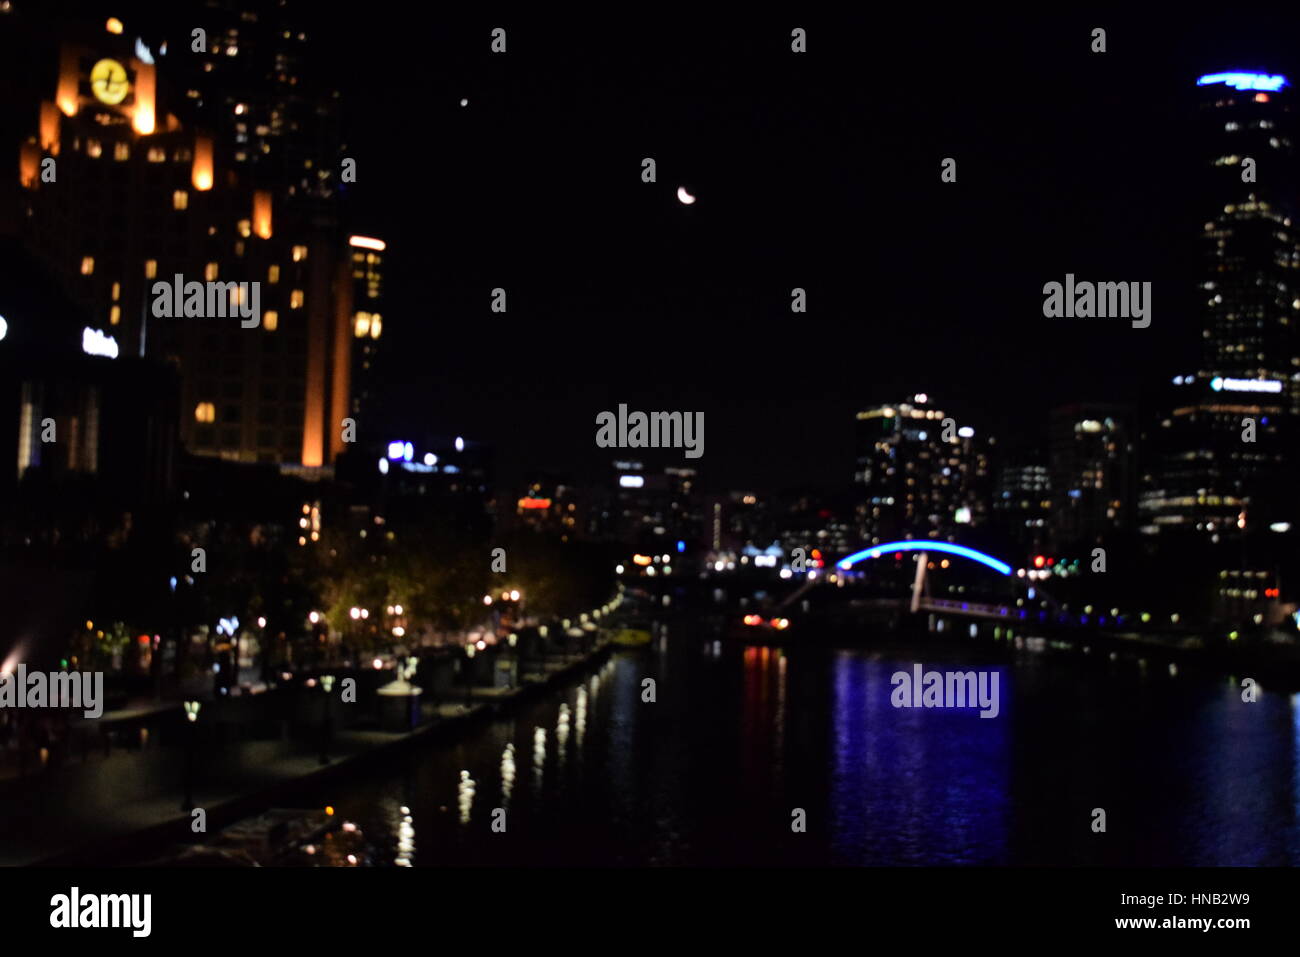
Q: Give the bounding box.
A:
[205,262,218,281]
[290,289,303,309]
[195,402,216,423]
[111,282,120,301]
[173,190,188,210]
[291,245,307,262]
[354,312,371,337]
[268,264,280,283]
[114,142,130,161]
[144,259,157,279]
[109,305,121,325]
[237,219,251,238]
[263,310,278,331]
[87,140,102,158]
[370,314,382,339]
[80,256,94,275]
[147,147,166,163]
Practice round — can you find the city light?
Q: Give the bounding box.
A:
[837,542,1013,576]
[1197,72,1288,92]
[81,327,119,358]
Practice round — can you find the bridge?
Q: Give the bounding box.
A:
[834,540,1054,621]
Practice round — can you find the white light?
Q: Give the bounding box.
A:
[915,393,928,403]
[387,441,406,459]
[257,616,266,628]
[134,37,154,64]
[957,426,975,438]
[955,506,972,525]
[423,453,435,466]
[459,98,468,107]
[348,235,386,251]
[677,186,696,205]
[619,474,645,488]
[1212,376,1282,393]
[403,442,414,462]
[1270,522,1291,533]
[455,436,465,452]
[309,611,320,624]
[0,315,7,342]
[510,590,520,601]
[615,564,624,574]
[378,458,389,474]
[81,327,119,358]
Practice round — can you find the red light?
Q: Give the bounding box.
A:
[1256,93,1270,103]
[1033,555,1045,568]
[1046,557,1055,567]
[895,552,903,560]
[517,497,552,510]
[138,635,150,644]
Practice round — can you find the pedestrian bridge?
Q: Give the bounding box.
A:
[835,540,1052,618]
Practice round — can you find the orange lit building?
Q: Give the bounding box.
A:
[16,12,363,470]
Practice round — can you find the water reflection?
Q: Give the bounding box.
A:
[300,631,1300,867]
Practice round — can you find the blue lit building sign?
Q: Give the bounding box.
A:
[1197,72,1287,92]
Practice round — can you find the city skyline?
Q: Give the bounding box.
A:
[3,3,1300,915]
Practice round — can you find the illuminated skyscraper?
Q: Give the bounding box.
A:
[853,395,992,543]
[15,7,355,470]
[1140,71,1299,541]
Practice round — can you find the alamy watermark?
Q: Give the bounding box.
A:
[50,887,151,937]
[151,274,261,328]
[595,404,703,459]
[0,665,103,718]
[1042,274,1151,328]
[890,663,1000,718]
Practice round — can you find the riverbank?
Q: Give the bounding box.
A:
[10,640,616,866]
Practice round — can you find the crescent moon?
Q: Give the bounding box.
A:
[677,186,696,205]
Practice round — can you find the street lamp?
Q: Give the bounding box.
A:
[319,675,336,765]
[181,700,201,811]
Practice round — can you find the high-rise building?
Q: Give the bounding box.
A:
[1141,71,1299,541]
[15,8,358,469]
[853,395,992,544]
[993,460,1050,549]
[1048,404,1135,550]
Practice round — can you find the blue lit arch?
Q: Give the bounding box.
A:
[836,541,1013,576]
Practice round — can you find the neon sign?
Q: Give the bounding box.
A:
[1197,72,1287,92]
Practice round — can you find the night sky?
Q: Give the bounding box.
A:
[27,6,1300,491]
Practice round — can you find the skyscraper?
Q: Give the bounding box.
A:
[1140,71,1299,542]
[853,395,992,544]
[15,6,358,469]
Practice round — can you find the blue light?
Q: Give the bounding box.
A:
[1197,72,1287,92]
[836,540,1013,576]
[676,540,686,553]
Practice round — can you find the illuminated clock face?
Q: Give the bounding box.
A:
[89,58,130,105]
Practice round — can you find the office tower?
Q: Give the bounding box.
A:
[1140,71,1299,540]
[853,394,992,543]
[15,7,358,469]
[1047,404,1135,549]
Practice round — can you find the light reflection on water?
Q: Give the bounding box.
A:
[300,629,1300,866]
